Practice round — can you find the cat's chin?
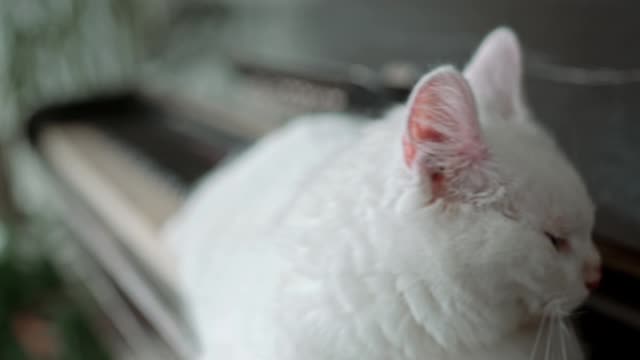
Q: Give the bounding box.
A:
[520,291,587,322]
[550,295,588,316]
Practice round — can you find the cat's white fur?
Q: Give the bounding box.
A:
[165,28,599,360]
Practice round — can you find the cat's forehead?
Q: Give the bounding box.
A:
[483,123,594,231]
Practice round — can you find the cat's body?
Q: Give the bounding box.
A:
[165,28,600,360]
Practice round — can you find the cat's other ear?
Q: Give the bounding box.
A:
[402,66,501,204]
[464,27,525,120]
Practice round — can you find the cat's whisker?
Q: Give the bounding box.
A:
[552,316,562,360]
[563,317,579,359]
[552,317,559,360]
[559,317,568,360]
[547,297,573,319]
[559,319,573,342]
[543,298,564,315]
[530,313,549,360]
[553,298,574,360]
[544,312,554,360]
[532,297,575,360]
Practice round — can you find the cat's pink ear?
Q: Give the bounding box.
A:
[403,66,498,203]
[464,27,524,119]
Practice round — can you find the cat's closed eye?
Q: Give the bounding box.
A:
[545,232,571,253]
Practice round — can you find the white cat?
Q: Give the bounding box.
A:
[165,27,602,360]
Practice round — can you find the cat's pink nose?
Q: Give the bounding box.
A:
[584,263,602,291]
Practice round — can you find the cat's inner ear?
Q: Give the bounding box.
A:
[402,66,499,204]
[464,27,524,120]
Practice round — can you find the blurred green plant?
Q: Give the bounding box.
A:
[0,0,171,223]
[0,224,111,360]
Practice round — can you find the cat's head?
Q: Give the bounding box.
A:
[400,28,601,320]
